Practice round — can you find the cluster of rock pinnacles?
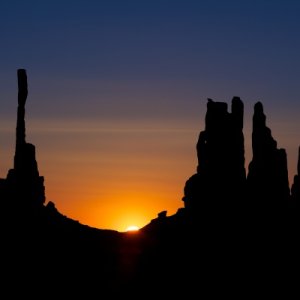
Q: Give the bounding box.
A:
[183,97,299,217]
[0,69,299,225]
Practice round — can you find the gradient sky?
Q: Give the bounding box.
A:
[0,0,300,231]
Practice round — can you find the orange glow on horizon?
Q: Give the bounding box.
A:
[21,121,194,232]
[49,190,183,232]
[1,117,299,232]
[125,225,139,232]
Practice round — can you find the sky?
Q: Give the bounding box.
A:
[0,0,300,231]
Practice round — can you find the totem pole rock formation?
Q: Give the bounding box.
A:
[246,102,290,209]
[3,69,45,209]
[182,97,246,216]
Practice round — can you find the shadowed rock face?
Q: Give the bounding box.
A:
[2,69,45,209]
[183,97,246,215]
[247,102,290,208]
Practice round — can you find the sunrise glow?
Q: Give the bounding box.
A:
[0,1,299,233]
[125,225,139,232]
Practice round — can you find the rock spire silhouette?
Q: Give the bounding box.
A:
[181,97,294,219]
[247,101,290,208]
[1,69,45,209]
[182,97,246,216]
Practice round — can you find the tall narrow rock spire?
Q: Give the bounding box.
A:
[6,69,46,206]
[247,102,290,208]
[16,69,27,146]
[14,69,28,170]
